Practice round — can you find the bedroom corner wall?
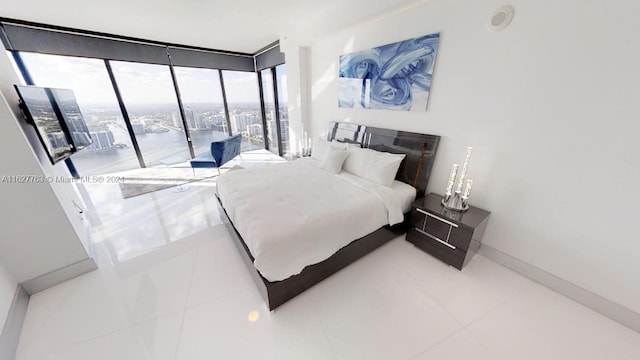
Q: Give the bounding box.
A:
[0,260,27,360]
[0,261,17,336]
[280,37,312,154]
[0,50,96,294]
[299,0,640,317]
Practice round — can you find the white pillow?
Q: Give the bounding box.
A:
[320,148,349,174]
[343,147,406,187]
[311,138,330,160]
[312,138,355,160]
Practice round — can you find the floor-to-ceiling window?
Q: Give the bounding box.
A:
[173,67,230,155]
[109,61,192,167]
[6,20,287,175]
[257,64,289,157]
[19,52,140,175]
[275,64,290,157]
[259,68,278,155]
[221,70,264,151]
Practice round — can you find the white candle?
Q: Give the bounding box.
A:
[456,147,473,193]
[445,164,459,196]
[462,179,473,199]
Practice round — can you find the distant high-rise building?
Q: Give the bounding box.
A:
[279,119,290,154]
[247,124,263,138]
[46,132,69,149]
[87,130,116,150]
[212,114,226,126]
[172,112,182,128]
[70,131,92,147]
[185,108,196,129]
[232,113,258,134]
[176,108,210,130]
[65,116,86,134]
[131,120,145,134]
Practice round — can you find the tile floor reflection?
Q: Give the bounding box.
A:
[13,151,640,360]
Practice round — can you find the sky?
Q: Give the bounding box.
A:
[18,52,287,106]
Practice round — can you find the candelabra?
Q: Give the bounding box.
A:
[442,147,474,212]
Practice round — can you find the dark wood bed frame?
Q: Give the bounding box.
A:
[216,123,440,310]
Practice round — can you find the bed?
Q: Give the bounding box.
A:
[215,123,440,310]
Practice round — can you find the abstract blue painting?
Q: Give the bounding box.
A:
[338,33,440,111]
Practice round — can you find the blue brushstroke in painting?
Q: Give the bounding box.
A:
[339,33,439,111]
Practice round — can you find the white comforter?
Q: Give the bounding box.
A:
[216,158,416,281]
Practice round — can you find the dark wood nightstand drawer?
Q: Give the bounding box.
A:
[406,193,491,270]
[411,208,473,251]
[406,228,466,269]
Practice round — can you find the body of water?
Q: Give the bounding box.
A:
[72,126,265,176]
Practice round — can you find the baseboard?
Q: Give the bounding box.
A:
[0,285,29,360]
[478,245,640,332]
[21,258,97,294]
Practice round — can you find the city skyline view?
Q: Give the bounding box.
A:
[18,51,289,176]
[72,103,282,175]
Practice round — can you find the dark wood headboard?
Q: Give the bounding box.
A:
[327,122,440,197]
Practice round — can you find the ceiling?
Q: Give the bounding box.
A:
[0,0,426,54]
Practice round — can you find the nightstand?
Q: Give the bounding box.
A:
[406,193,490,270]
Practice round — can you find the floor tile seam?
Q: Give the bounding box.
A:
[106,241,201,273]
[16,321,133,360]
[91,231,117,267]
[386,245,430,294]
[391,250,543,354]
[390,255,467,329]
[528,290,640,351]
[100,210,165,228]
[406,324,501,360]
[406,327,466,360]
[315,313,339,360]
[184,286,252,311]
[386,258,469,326]
[55,311,186,360]
[132,310,187,360]
[172,237,201,360]
[15,279,85,358]
[462,279,540,331]
[316,315,382,360]
[313,259,466,360]
[385,249,430,297]
[300,292,339,360]
[458,326,501,360]
[398,253,539,329]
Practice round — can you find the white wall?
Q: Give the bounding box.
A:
[0,261,17,333]
[0,51,93,285]
[301,0,640,313]
[280,38,312,155]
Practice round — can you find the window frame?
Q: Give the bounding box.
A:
[4,18,286,174]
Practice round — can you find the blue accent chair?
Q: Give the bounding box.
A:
[190,134,243,175]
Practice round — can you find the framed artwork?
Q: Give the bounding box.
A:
[338,33,440,111]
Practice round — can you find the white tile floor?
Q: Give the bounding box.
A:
[14,154,640,360]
